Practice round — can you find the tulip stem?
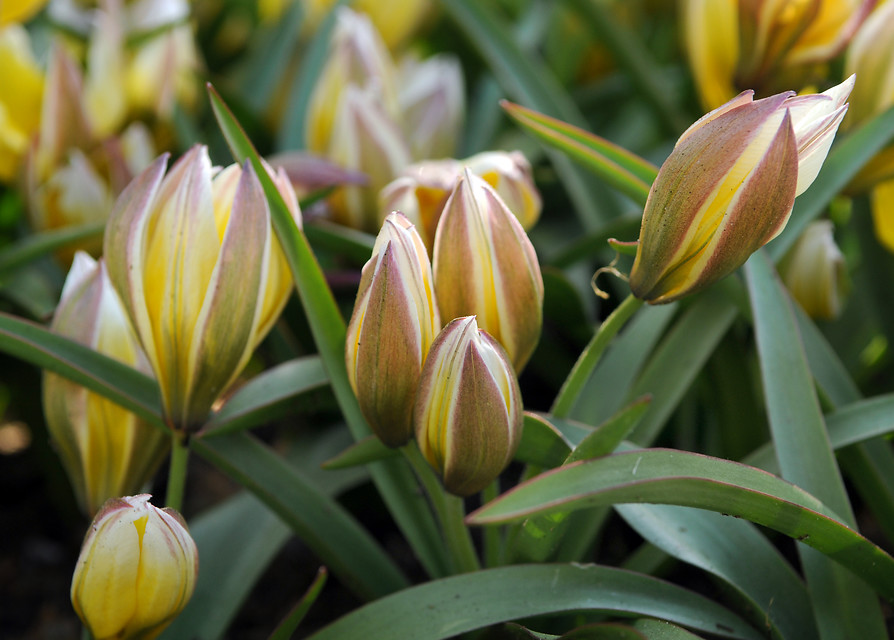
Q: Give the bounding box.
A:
[165,432,190,512]
[402,443,480,574]
[481,481,502,567]
[551,293,644,418]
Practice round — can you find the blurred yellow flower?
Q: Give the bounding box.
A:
[0,0,47,26]
[0,25,43,182]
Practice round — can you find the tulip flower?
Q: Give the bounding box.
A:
[629,78,852,304]
[683,0,871,110]
[103,146,301,431]
[44,253,167,515]
[300,0,432,50]
[433,170,544,371]
[345,213,440,447]
[414,316,523,497]
[0,25,43,182]
[464,150,542,231]
[397,53,465,161]
[71,494,198,640]
[779,221,848,320]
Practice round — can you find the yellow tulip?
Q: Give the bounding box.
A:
[0,0,47,26]
[0,25,43,182]
[71,494,198,640]
[45,253,167,515]
[103,146,301,431]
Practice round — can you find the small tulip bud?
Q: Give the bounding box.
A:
[346,213,440,447]
[44,253,167,515]
[464,150,542,230]
[414,316,523,497]
[397,53,465,161]
[433,170,544,371]
[71,494,198,640]
[103,146,301,431]
[629,79,852,304]
[779,221,849,320]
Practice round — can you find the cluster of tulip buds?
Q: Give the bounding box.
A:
[346,161,543,496]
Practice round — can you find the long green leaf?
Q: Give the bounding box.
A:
[305,563,763,640]
[745,250,887,638]
[0,221,105,279]
[208,84,450,578]
[204,356,329,435]
[268,567,328,640]
[467,448,894,601]
[0,311,165,429]
[191,431,407,601]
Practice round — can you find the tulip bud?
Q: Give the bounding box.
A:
[0,25,43,182]
[397,53,465,161]
[464,150,542,230]
[346,213,440,446]
[779,221,849,320]
[433,170,544,371]
[629,79,852,304]
[103,146,301,431]
[414,316,523,497]
[71,494,198,640]
[44,253,167,515]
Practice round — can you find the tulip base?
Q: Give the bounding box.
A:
[165,432,191,513]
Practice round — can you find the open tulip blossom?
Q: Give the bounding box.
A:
[629,76,853,304]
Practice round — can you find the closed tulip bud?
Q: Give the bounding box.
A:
[346,213,440,446]
[433,170,544,371]
[0,25,43,182]
[397,53,465,161]
[464,150,542,230]
[779,221,849,320]
[103,146,301,431]
[71,494,198,640]
[414,316,523,497]
[44,253,167,515]
[629,79,852,304]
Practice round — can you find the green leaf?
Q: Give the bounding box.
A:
[631,619,704,640]
[304,220,376,265]
[616,504,817,640]
[321,435,398,469]
[767,103,894,260]
[745,250,887,638]
[0,311,165,430]
[0,221,105,280]
[501,101,655,205]
[208,84,451,578]
[191,431,407,601]
[515,412,573,468]
[566,396,650,463]
[304,563,763,640]
[467,448,894,601]
[204,356,329,435]
[268,567,328,640]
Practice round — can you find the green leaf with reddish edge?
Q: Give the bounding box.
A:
[321,435,398,470]
[0,310,165,430]
[203,356,329,435]
[191,431,406,601]
[304,563,763,640]
[207,85,450,578]
[745,250,887,638]
[466,448,894,601]
[501,101,656,206]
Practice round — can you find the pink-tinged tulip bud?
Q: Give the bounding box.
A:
[397,53,465,161]
[629,79,852,304]
[345,213,440,446]
[433,170,544,371]
[464,150,542,230]
[779,221,849,320]
[0,25,43,182]
[414,316,523,497]
[71,494,198,640]
[44,253,167,515]
[103,146,301,431]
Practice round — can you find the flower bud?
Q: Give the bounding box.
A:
[414,316,523,497]
[44,253,167,515]
[779,221,848,320]
[464,150,542,230]
[346,213,440,447]
[433,170,544,371]
[397,53,465,161]
[103,146,301,431]
[629,79,852,304]
[71,494,198,640]
[0,25,43,182]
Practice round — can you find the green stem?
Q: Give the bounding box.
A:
[481,481,502,568]
[551,293,644,418]
[165,432,190,512]
[402,444,480,574]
